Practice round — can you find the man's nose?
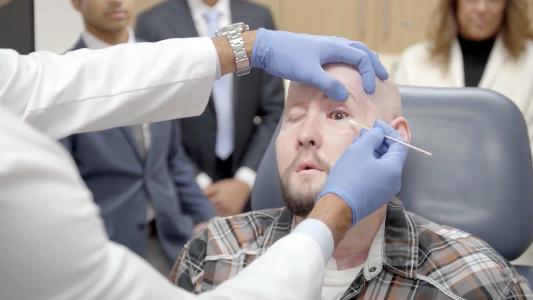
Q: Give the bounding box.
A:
[297,117,323,149]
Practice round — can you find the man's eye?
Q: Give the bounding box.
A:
[328,111,349,120]
[286,112,304,122]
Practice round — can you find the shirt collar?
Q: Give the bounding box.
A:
[81,28,135,49]
[285,198,419,280]
[382,198,419,279]
[362,217,385,280]
[186,0,230,25]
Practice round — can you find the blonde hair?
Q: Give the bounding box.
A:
[429,0,533,69]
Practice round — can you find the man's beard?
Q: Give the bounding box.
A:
[280,151,331,218]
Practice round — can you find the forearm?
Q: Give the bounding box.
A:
[0,38,217,139]
[212,31,256,76]
[308,194,352,248]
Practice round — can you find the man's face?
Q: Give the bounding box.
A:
[276,64,403,218]
[72,0,133,33]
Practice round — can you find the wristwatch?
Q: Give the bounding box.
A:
[216,22,250,76]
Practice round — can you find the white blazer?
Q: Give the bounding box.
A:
[0,38,329,300]
[394,36,533,156]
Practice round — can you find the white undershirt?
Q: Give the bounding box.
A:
[321,220,385,300]
[322,259,363,300]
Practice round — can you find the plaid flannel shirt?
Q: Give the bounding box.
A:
[169,199,532,299]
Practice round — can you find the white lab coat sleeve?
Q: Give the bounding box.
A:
[0,37,217,140]
[0,106,330,300]
[201,232,327,300]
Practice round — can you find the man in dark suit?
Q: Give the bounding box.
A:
[62,0,215,274]
[136,0,284,217]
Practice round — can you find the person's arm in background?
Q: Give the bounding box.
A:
[168,120,215,228]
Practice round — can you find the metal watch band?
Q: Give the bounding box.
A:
[216,22,250,76]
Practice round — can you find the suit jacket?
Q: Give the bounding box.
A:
[136,0,284,179]
[394,35,533,158]
[60,38,215,262]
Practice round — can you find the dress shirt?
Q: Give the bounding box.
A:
[187,0,256,189]
[322,221,384,300]
[187,0,231,37]
[189,0,234,161]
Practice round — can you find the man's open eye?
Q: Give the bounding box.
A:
[328,110,349,120]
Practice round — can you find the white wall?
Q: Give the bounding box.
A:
[34,0,83,53]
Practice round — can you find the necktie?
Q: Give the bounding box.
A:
[203,8,234,160]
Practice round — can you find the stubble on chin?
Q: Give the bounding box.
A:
[279,152,330,218]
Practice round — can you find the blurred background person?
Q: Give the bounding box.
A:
[394,0,533,153]
[62,0,215,274]
[136,0,284,217]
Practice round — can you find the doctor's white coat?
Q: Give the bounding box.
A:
[0,37,330,300]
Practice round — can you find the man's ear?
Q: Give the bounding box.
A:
[70,0,82,12]
[390,116,411,144]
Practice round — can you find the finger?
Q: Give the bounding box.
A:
[326,46,377,95]
[373,120,404,147]
[355,127,385,151]
[313,68,349,101]
[380,141,409,165]
[358,127,369,138]
[350,42,389,80]
[375,142,390,157]
[375,120,401,137]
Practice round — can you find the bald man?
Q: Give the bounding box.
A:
[169,64,531,299]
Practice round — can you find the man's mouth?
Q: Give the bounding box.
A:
[107,10,128,20]
[295,160,324,174]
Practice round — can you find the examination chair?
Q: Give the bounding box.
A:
[250,86,533,285]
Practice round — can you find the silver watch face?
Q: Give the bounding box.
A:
[217,22,248,36]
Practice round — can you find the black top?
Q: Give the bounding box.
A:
[458,36,496,87]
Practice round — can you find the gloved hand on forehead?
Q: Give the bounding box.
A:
[317,120,408,225]
[251,28,388,100]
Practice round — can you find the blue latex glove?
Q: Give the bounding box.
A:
[250,28,389,100]
[317,120,408,225]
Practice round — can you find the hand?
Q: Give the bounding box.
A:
[250,28,388,100]
[204,178,251,217]
[317,120,408,224]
